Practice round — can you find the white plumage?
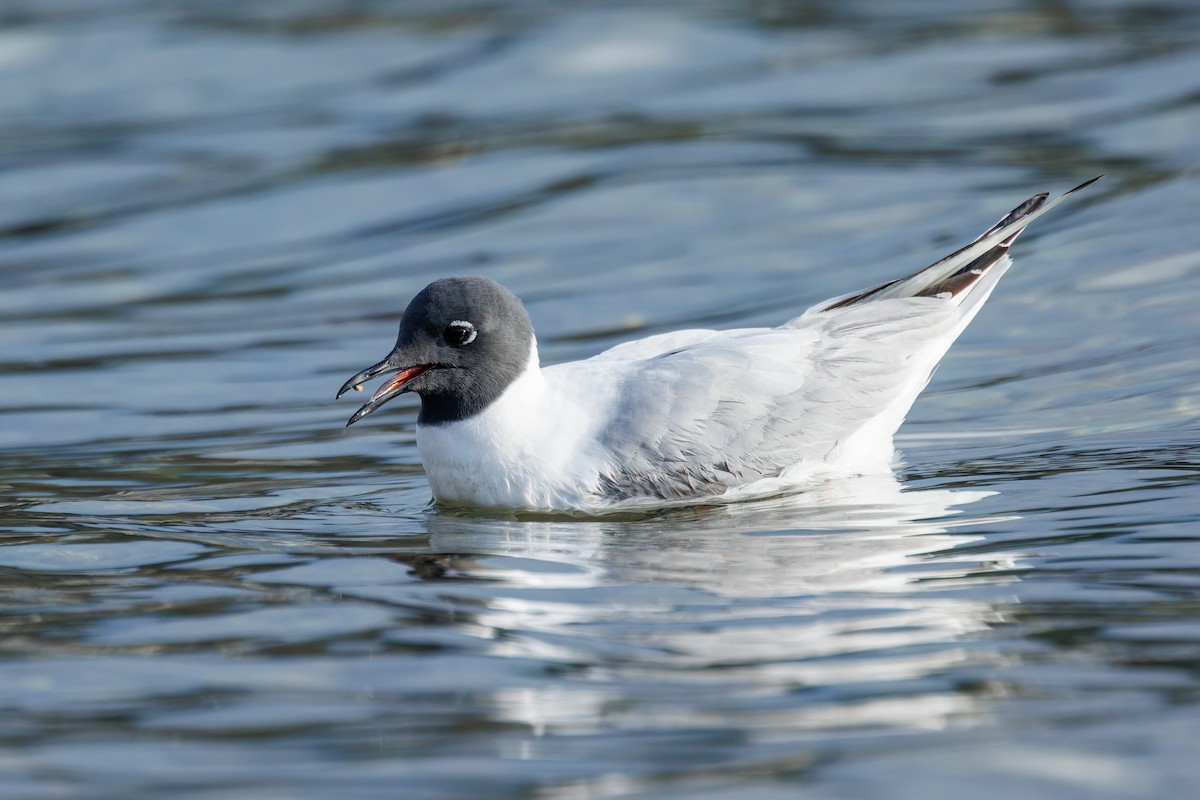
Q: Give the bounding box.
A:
[343,179,1097,513]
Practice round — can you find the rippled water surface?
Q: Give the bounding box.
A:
[3,1,1200,797]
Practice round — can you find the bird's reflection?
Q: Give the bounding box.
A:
[402,475,1022,740]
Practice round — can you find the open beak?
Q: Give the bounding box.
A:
[337,355,431,427]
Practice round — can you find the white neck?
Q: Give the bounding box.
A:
[415,342,605,510]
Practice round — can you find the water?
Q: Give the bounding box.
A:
[3,1,1200,797]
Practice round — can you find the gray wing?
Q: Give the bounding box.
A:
[583,179,1100,501]
[591,298,961,501]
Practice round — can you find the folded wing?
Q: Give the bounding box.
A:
[589,178,1098,501]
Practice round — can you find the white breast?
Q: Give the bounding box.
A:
[415,345,613,511]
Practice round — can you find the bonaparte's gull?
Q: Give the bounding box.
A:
[339,178,1098,512]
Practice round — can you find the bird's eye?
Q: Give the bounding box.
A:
[443,320,477,347]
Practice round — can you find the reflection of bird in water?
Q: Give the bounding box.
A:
[408,475,1020,739]
[420,471,1008,596]
[340,179,1097,513]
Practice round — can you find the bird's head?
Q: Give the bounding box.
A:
[338,276,535,426]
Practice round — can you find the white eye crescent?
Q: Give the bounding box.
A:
[444,320,477,347]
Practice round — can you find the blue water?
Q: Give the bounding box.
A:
[3,2,1200,797]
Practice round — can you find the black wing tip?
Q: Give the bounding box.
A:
[815,176,1102,314]
[1004,191,1050,225]
[1066,175,1103,195]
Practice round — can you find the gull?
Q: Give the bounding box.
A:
[338,178,1098,513]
